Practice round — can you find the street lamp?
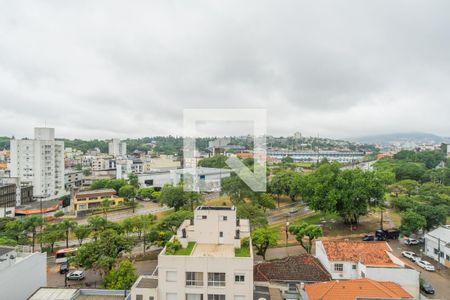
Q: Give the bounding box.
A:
[285,215,290,248]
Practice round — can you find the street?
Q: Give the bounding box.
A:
[389,239,450,300]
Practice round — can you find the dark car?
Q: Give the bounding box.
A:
[362,235,375,241]
[59,262,69,274]
[420,280,435,295]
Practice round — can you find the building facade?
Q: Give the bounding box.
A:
[9,128,64,200]
[72,188,124,215]
[108,138,127,156]
[424,226,450,268]
[0,183,16,217]
[315,240,419,298]
[132,206,254,300]
[0,246,47,300]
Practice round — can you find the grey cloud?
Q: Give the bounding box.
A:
[0,0,449,139]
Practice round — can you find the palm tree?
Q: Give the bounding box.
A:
[60,219,77,248]
[73,224,91,246]
[23,215,43,252]
[101,198,112,220]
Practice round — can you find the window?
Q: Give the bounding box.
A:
[219,231,223,238]
[352,265,357,270]
[136,296,143,300]
[208,295,225,300]
[186,294,203,300]
[186,272,204,286]
[202,215,207,219]
[234,274,245,283]
[208,272,226,286]
[288,283,297,292]
[434,248,439,255]
[446,255,450,261]
[149,298,154,300]
[220,215,228,221]
[334,263,344,272]
[166,271,177,282]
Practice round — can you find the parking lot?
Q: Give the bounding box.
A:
[389,240,450,300]
[47,258,158,289]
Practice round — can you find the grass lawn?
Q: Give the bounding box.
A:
[235,245,250,257]
[173,242,196,255]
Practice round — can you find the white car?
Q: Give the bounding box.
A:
[416,260,435,271]
[67,270,86,280]
[401,251,419,261]
[404,238,420,245]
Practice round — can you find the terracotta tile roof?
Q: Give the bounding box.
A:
[305,278,413,300]
[321,240,398,266]
[254,254,331,283]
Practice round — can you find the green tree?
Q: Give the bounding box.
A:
[221,175,255,205]
[101,198,112,220]
[60,219,77,248]
[157,210,193,233]
[236,203,268,228]
[0,236,17,246]
[23,216,43,252]
[198,155,229,168]
[103,259,137,290]
[394,162,426,181]
[41,224,64,253]
[137,187,155,199]
[397,180,419,196]
[254,193,276,212]
[400,210,426,236]
[73,224,91,246]
[301,163,385,224]
[251,227,278,260]
[4,219,25,242]
[127,173,139,188]
[289,223,323,254]
[119,184,136,199]
[281,156,294,164]
[70,229,133,275]
[159,185,185,211]
[88,216,108,239]
[416,205,448,231]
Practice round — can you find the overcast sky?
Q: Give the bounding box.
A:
[1,1,449,139]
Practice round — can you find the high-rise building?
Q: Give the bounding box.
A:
[108,138,127,156]
[9,128,64,200]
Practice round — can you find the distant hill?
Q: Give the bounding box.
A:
[351,132,450,145]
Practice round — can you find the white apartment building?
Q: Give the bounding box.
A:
[424,225,450,268]
[109,138,127,156]
[0,246,47,300]
[131,206,253,300]
[315,240,420,298]
[10,128,64,200]
[137,168,231,192]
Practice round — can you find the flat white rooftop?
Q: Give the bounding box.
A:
[192,243,235,257]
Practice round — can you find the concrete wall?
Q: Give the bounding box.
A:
[365,267,419,298]
[0,252,47,300]
[158,254,253,300]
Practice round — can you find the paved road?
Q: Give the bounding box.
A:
[389,240,450,300]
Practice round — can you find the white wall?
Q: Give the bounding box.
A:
[365,267,419,298]
[158,254,253,300]
[0,252,47,300]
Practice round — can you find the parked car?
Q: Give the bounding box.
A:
[416,260,435,271]
[401,251,419,261]
[59,262,69,274]
[404,238,420,245]
[362,235,375,241]
[420,280,435,295]
[66,270,86,280]
[289,208,299,214]
[375,229,400,240]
